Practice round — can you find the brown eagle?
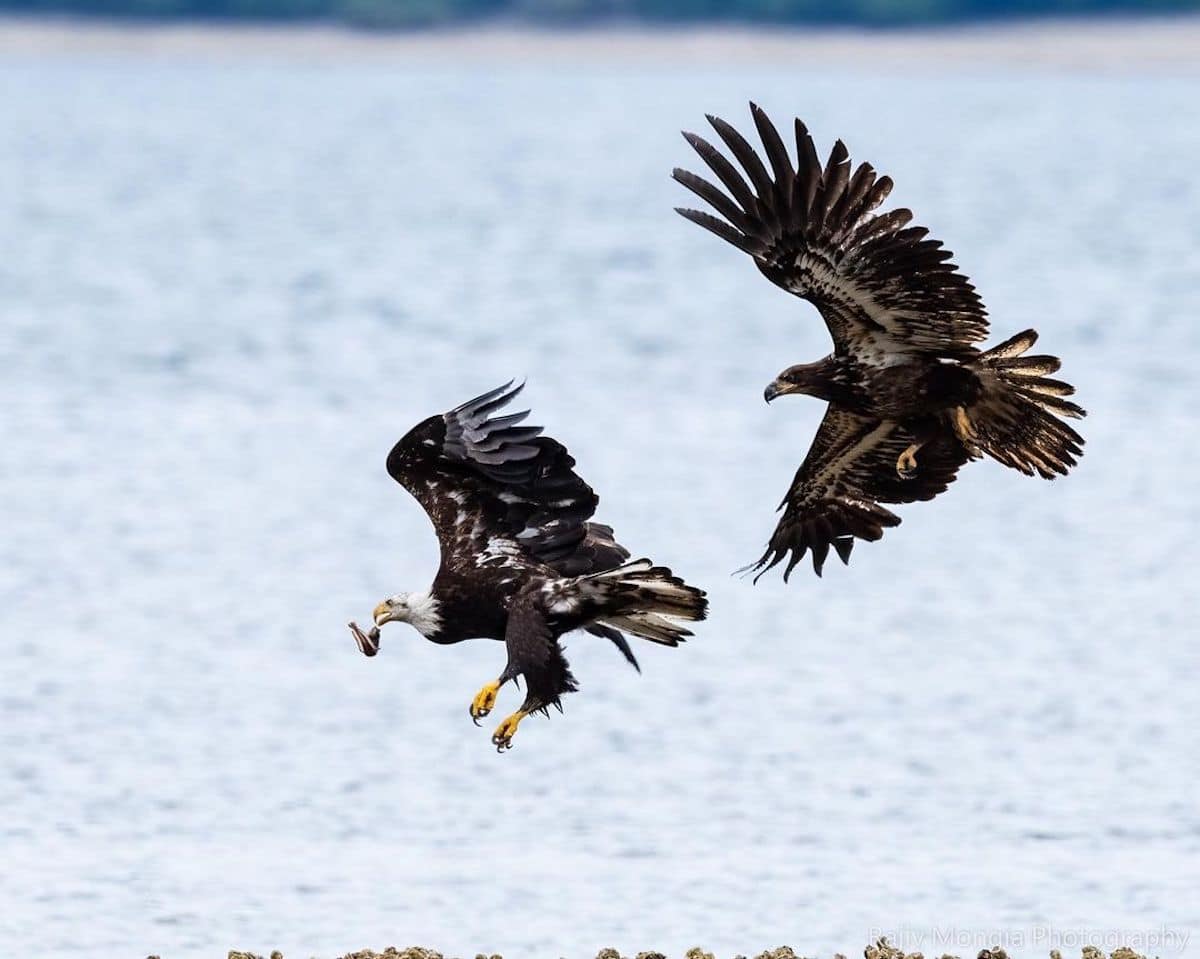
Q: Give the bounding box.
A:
[673,103,1085,580]
[349,383,707,751]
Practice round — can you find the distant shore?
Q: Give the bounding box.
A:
[3,13,1200,69]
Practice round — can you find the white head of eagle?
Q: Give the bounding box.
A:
[373,590,442,638]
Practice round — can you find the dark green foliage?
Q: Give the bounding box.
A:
[2,0,1196,27]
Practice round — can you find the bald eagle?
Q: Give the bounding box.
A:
[350,383,707,751]
[673,103,1085,581]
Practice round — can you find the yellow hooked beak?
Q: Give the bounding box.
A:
[373,601,391,627]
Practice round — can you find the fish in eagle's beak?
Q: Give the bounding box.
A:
[348,620,381,657]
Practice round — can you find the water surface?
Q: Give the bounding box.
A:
[1,55,1198,959]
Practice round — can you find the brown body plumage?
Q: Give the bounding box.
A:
[674,103,1085,580]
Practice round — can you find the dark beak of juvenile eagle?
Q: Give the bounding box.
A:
[764,375,804,403]
[764,362,826,403]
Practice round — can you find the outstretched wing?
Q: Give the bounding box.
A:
[749,407,970,581]
[385,382,627,575]
[674,103,989,362]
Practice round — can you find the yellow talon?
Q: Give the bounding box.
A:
[492,710,528,752]
[896,443,920,478]
[470,680,500,725]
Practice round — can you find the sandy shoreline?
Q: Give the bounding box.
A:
[2,13,1200,69]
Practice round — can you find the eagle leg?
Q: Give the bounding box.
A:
[953,405,978,445]
[896,443,922,479]
[469,680,501,726]
[492,709,528,752]
[895,418,944,479]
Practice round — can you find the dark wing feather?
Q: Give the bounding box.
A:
[585,622,641,672]
[385,382,627,575]
[674,103,989,361]
[748,407,969,581]
[554,522,630,576]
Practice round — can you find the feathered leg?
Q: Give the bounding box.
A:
[484,593,577,751]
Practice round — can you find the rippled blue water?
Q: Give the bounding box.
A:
[2,52,1199,959]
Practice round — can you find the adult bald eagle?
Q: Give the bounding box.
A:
[350,383,707,751]
[673,103,1085,581]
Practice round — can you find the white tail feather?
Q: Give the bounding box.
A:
[573,558,707,647]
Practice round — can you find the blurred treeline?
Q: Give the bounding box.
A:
[2,0,1194,26]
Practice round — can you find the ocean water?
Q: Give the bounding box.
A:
[1,52,1199,959]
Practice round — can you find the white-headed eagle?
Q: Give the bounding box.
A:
[673,103,1085,581]
[350,383,707,751]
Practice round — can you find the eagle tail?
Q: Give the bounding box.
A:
[579,559,708,648]
[601,611,694,647]
[967,328,1086,479]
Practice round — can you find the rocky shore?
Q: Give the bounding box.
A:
[216,941,1158,959]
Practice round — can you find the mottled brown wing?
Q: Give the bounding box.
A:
[385,383,626,575]
[748,406,969,580]
[674,103,988,363]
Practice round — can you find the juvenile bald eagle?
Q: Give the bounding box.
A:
[673,103,1085,580]
[352,383,707,751]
